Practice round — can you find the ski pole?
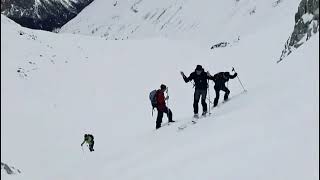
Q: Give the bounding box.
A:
[166,87,169,107]
[207,79,211,115]
[166,87,171,116]
[206,97,214,105]
[232,67,247,92]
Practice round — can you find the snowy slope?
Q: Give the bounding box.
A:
[1,5,319,180]
[60,0,301,42]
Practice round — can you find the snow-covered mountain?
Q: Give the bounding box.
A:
[1,1,319,177]
[1,0,93,31]
[60,0,301,42]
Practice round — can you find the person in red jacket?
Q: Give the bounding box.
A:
[156,84,174,129]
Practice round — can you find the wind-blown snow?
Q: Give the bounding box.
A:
[1,0,319,179]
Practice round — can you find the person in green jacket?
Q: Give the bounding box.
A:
[81,134,94,152]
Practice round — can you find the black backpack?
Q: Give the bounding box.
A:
[85,134,94,141]
[149,90,158,108]
[213,72,224,82]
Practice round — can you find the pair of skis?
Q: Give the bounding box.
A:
[177,113,211,131]
[177,90,248,131]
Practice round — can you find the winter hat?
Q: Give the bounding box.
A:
[195,65,203,71]
[160,84,167,90]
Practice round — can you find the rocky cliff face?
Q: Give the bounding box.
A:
[1,0,93,31]
[279,0,319,62]
[1,162,21,175]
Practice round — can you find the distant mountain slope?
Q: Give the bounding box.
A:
[60,0,301,42]
[1,0,93,31]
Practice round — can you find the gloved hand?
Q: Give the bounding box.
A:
[180,71,185,77]
[234,72,238,77]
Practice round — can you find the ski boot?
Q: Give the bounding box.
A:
[193,113,199,119]
[202,111,207,117]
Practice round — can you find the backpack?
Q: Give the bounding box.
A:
[88,134,94,141]
[213,72,224,82]
[85,134,94,142]
[149,90,158,108]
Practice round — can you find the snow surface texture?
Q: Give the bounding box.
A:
[1,0,319,179]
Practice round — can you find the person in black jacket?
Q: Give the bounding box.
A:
[181,65,214,117]
[212,71,237,107]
